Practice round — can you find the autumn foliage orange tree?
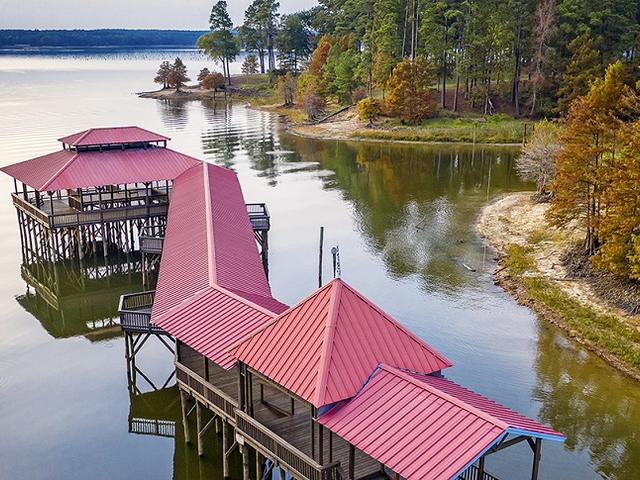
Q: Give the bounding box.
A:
[549,61,640,277]
[384,58,437,124]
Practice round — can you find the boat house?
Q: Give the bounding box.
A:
[1,126,565,480]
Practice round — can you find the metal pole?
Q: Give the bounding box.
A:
[318,226,324,288]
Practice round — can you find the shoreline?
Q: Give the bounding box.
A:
[477,192,640,382]
[137,80,526,146]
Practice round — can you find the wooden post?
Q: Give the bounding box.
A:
[180,390,191,444]
[196,401,204,456]
[349,444,355,480]
[318,226,324,287]
[242,445,250,480]
[222,420,230,478]
[329,431,333,463]
[478,456,485,477]
[255,451,262,480]
[311,406,316,461]
[531,439,542,480]
[319,422,324,465]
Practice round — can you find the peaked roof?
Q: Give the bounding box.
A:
[152,161,287,369]
[231,278,452,407]
[319,365,564,480]
[58,126,169,147]
[1,147,201,191]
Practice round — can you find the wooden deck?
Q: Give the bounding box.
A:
[12,192,169,228]
[177,346,383,480]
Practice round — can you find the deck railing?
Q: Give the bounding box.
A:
[129,418,176,438]
[458,464,500,480]
[176,362,238,422]
[236,411,341,480]
[140,234,164,254]
[12,192,169,228]
[246,203,270,231]
[118,290,164,334]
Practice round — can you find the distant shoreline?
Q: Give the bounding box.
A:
[0,29,207,49]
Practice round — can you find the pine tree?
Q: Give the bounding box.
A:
[168,57,190,91]
[556,34,602,114]
[154,60,172,89]
[241,54,260,74]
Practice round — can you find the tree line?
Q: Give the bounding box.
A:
[0,29,207,47]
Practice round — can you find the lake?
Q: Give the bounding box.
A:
[0,48,638,480]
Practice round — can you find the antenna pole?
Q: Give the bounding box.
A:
[318,226,324,288]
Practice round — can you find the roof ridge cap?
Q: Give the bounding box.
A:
[40,151,79,191]
[213,283,278,318]
[202,163,218,286]
[227,281,335,362]
[74,128,94,145]
[379,365,508,429]
[315,280,343,406]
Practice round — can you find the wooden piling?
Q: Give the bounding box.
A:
[180,390,191,444]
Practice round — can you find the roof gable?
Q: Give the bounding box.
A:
[231,278,452,407]
[319,365,564,480]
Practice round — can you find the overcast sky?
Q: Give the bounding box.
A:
[1,0,314,29]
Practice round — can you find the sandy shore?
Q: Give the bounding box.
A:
[477,192,640,381]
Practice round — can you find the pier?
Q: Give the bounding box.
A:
[2,126,566,480]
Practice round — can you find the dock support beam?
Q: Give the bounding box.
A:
[242,445,250,480]
[196,401,204,456]
[180,390,191,444]
[222,420,230,478]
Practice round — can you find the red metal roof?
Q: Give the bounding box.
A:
[411,374,564,440]
[231,279,452,407]
[155,285,277,369]
[1,147,200,191]
[319,365,564,480]
[152,161,287,369]
[58,126,169,147]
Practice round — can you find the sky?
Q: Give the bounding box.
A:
[0,0,314,30]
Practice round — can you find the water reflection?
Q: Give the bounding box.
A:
[241,133,529,294]
[534,324,640,479]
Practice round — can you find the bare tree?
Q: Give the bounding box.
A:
[529,0,556,116]
[515,120,561,199]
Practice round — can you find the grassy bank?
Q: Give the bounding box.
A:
[504,243,640,375]
[352,115,528,144]
[478,193,640,381]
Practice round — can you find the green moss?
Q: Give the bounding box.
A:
[503,243,640,371]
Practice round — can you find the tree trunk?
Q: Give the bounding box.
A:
[453,75,460,112]
[226,58,231,85]
[259,48,265,73]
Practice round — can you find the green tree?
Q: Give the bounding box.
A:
[244,0,280,71]
[197,30,239,85]
[209,1,233,30]
[556,34,602,113]
[332,50,361,103]
[167,57,190,91]
[241,54,260,74]
[154,60,172,89]
[385,57,437,123]
[276,13,312,72]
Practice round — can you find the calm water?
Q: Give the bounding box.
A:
[0,49,638,480]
